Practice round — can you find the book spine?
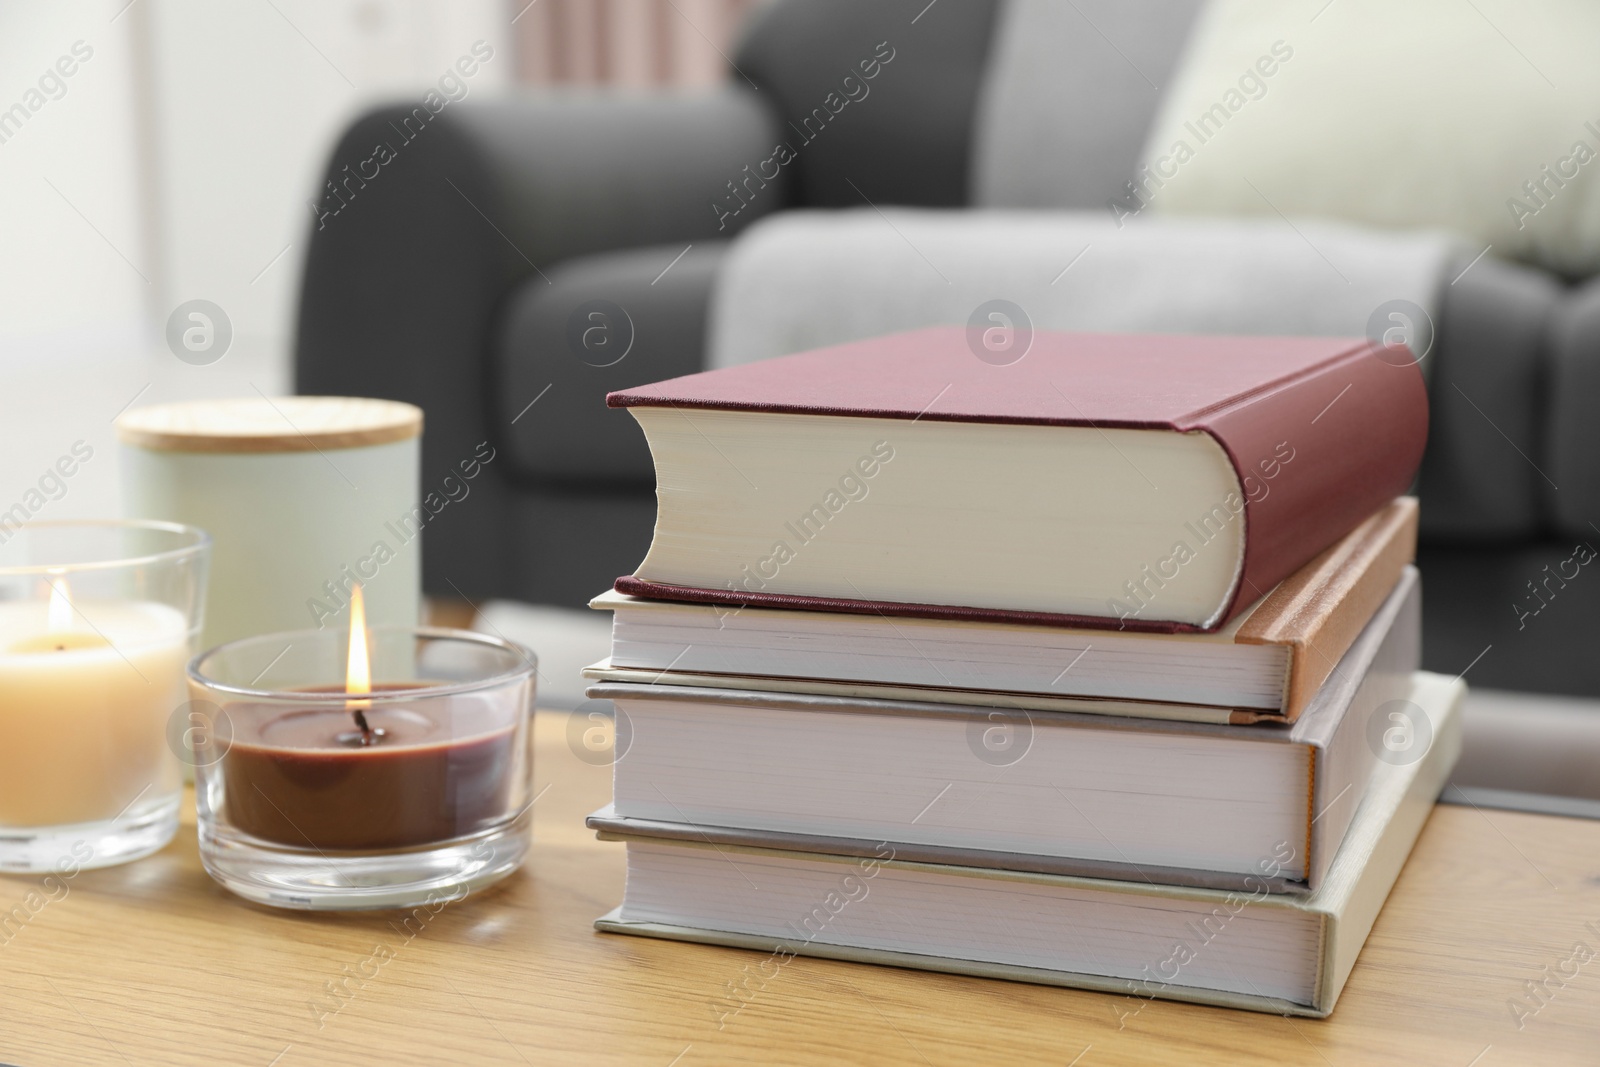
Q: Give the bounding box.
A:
[1194,345,1427,629]
[1237,498,1419,721]
[1305,571,1420,890]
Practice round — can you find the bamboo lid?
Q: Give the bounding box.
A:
[115,396,423,453]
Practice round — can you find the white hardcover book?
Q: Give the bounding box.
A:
[595,672,1465,1017]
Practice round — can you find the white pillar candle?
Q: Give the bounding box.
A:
[0,591,186,827]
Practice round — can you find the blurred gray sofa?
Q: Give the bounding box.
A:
[295,0,1600,699]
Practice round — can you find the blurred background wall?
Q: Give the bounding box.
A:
[0,0,749,522]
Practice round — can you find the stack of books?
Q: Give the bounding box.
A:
[583,327,1464,1017]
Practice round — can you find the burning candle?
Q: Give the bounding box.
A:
[219,586,518,850]
[188,586,536,909]
[0,520,209,871]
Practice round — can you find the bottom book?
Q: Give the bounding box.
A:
[593,671,1464,1017]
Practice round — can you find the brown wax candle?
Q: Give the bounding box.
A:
[221,685,519,851]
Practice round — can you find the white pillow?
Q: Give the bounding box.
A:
[1137,0,1600,275]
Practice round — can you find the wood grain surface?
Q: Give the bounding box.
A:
[1,711,1597,1066]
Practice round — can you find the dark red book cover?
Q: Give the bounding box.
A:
[608,327,1428,633]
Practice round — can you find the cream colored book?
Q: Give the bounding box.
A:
[594,671,1464,1017]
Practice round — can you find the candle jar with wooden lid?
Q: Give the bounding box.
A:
[116,397,423,650]
[0,520,210,871]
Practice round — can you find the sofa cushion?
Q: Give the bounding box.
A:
[708,209,1459,367]
[1139,0,1600,275]
[971,0,1204,209]
[495,242,724,486]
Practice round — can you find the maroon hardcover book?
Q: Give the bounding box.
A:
[609,327,1427,633]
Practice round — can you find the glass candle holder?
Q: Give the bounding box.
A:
[0,519,210,872]
[187,626,535,910]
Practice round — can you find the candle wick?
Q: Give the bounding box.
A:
[352,707,375,745]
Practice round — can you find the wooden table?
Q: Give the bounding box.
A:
[3,711,1598,1067]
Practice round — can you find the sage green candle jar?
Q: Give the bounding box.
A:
[116,397,423,648]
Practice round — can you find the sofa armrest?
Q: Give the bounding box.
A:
[440,90,785,269]
[294,89,782,599]
[1417,255,1560,542]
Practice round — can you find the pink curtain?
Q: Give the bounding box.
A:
[514,0,757,87]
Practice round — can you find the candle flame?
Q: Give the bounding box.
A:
[346,581,371,703]
[46,573,72,632]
